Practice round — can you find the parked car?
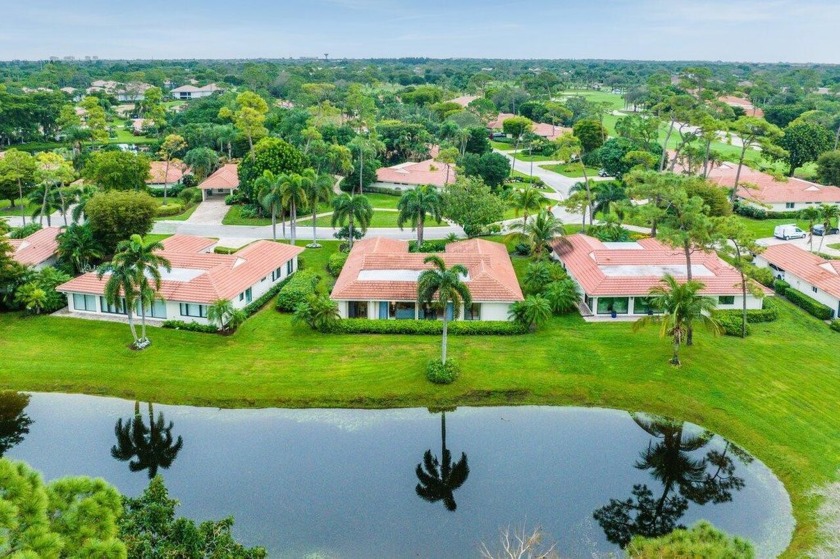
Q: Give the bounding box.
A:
[812,224,840,236]
[774,224,807,240]
[598,168,609,177]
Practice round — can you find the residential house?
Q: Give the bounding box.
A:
[447,95,479,108]
[330,237,524,321]
[7,227,61,270]
[198,163,238,200]
[755,244,840,318]
[57,235,303,324]
[147,161,189,188]
[718,95,765,118]
[374,159,456,190]
[170,83,223,100]
[706,162,840,212]
[488,112,571,141]
[552,234,767,317]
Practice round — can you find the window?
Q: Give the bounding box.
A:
[244,288,252,303]
[148,300,167,319]
[389,301,416,320]
[261,276,267,283]
[73,294,96,312]
[633,297,661,315]
[348,301,368,319]
[272,266,283,281]
[239,292,244,302]
[418,303,438,320]
[464,303,482,321]
[785,202,795,209]
[179,303,207,318]
[812,286,818,294]
[596,297,629,315]
[99,297,125,315]
[378,301,388,319]
[287,259,294,275]
[718,296,735,305]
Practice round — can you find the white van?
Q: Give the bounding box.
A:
[773,224,807,240]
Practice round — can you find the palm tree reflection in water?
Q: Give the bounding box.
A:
[112,401,183,479]
[415,409,470,512]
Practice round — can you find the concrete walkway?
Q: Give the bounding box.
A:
[185,199,229,224]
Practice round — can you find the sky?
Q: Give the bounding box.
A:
[1,0,839,63]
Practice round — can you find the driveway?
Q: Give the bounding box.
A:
[185,199,229,225]
[758,233,840,257]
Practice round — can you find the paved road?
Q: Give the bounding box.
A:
[758,232,840,257]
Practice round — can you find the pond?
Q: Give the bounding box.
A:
[1,393,793,558]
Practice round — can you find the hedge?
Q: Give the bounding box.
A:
[276,270,320,312]
[734,204,802,220]
[781,287,835,320]
[409,240,448,253]
[155,202,185,217]
[773,279,790,294]
[161,320,218,334]
[715,299,779,326]
[243,276,293,317]
[830,320,840,333]
[326,252,348,277]
[716,313,752,337]
[325,319,528,335]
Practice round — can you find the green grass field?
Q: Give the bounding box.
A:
[733,216,812,239]
[0,238,836,556]
[224,193,409,227]
[298,209,447,228]
[0,199,40,217]
[490,140,515,151]
[556,90,626,111]
[540,162,601,178]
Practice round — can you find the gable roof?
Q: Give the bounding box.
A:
[57,236,303,305]
[759,244,840,299]
[376,159,455,188]
[198,163,239,190]
[706,163,840,204]
[7,227,60,266]
[331,237,523,302]
[717,95,764,118]
[553,234,770,297]
[147,161,188,184]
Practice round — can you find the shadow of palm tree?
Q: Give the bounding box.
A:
[112,401,183,479]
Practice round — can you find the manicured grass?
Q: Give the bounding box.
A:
[828,243,840,251]
[490,140,515,151]
[0,239,835,556]
[223,194,403,226]
[510,150,556,162]
[153,200,199,222]
[733,215,812,239]
[540,162,601,178]
[556,90,626,111]
[222,205,272,226]
[142,234,173,244]
[299,209,447,228]
[0,199,39,217]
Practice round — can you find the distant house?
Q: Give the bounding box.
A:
[330,237,523,321]
[198,163,238,200]
[706,163,840,212]
[488,113,571,141]
[374,159,455,190]
[447,95,479,108]
[170,83,223,100]
[755,244,840,318]
[718,95,765,118]
[57,235,303,324]
[147,161,189,188]
[86,81,152,102]
[7,227,61,270]
[552,234,767,317]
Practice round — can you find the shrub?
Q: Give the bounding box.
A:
[9,222,42,239]
[275,270,320,312]
[225,192,245,205]
[179,187,202,206]
[409,240,448,253]
[326,252,348,277]
[243,277,291,317]
[716,312,751,337]
[747,265,775,288]
[426,359,459,384]
[784,288,835,320]
[161,320,219,333]
[514,243,531,256]
[773,279,790,294]
[324,319,528,335]
[830,320,840,333]
[237,205,262,219]
[155,202,185,217]
[86,190,157,253]
[734,203,802,220]
[148,184,184,198]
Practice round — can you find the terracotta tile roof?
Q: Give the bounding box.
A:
[57,236,303,305]
[488,113,515,129]
[552,234,770,297]
[447,95,479,108]
[759,244,840,299]
[331,237,524,302]
[7,227,60,266]
[198,163,239,190]
[488,113,570,140]
[718,95,764,118]
[147,161,188,184]
[376,159,455,188]
[706,163,840,204]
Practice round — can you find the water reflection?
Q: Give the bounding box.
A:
[415,408,470,511]
[0,392,32,457]
[111,401,183,479]
[593,413,752,547]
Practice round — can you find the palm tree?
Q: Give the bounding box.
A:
[111,401,183,479]
[292,294,340,332]
[632,274,721,365]
[331,193,373,250]
[799,206,821,252]
[510,186,545,229]
[207,299,239,332]
[304,173,334,248]
[544,278,581,314]
[592,181,628,218]
[507,210,567,258]
[255,170,284,241]
[98,234,171,348]
[281,170,312,245]
[508,295,552,331]
[56,223,102,274]
[816,203,840,254]
[417,256,471,365]
[28,184,61,226]
[71,184,99,224]
[397,185,443,247]
[415,411,469,512]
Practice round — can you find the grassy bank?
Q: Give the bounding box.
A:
[0,240,836,556]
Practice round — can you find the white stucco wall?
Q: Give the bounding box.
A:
[740,199,840,213]
[755,255,840,317]
[335,300,513,321]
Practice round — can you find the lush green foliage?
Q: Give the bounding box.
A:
[161,320,219,334]
[426,359,459,384]
[780,286,835,320]
[275,269,320,312]
[627,521,754,558]
[84,151,151,191]
[324,318,527,335]
[441,177,506,237]
[326,251,348,277]
[86,191,158,253]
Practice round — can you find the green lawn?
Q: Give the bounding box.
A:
[299,209,447,228]
[224,194,411,228]
[0,239,835,556]
[733,216,812,239]
[510,150,556,163]
[0,199,39,217]
[509,171,553,192]
[829,243,840,251]
[556,90,626,111]
[490,140,515,151]
[540,162,601,178]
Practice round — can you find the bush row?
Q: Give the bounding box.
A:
[276,270,320,312]
[779,287,835,320]
[409,240,448,253]
[244,276,293,317]
[830,320,840,333]
[734,204,802,220]
[716,313,752,337]
[155,203,185,217]
[324,319,528,335]
[161,320,218,333]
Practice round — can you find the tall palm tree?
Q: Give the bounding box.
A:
[592,181,628,218]
[97,234,171,348]
[56,223,102,274]
[304,173,334,248]
[417,256,471,365]
[111,401,183,479]
[510,186,546,229]
[27,184,61,226]
[507,210,567,258]
[799,206,821,252]
[331,193,373,250]
[397,185,443,247]
[415,411,469,512]
[281,170,313,245]
[255,170,284,241]
[816,203,840,254]
[632,274,721,365]
[71,184,99,224]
